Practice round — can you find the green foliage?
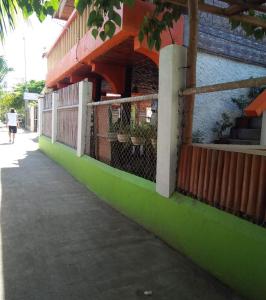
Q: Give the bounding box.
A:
[0,56,13,84]
[78,0,266,50]
[14,79,45,94]
[230,11,266,40]
[212,112,233,139]
[1,0,265,50]
[146,123,157,139]
[76,0,182,50]
[0,92,24,120]
[108,105,120,132]
[117,123,131,134]
[0,0,59,40]
[138,1,182,51]
[130,123,147,137]
[248,86,265,99]
[192,129,204,143]
[231,86,266,114]
[231,95,251,112]
[0,80,44,121]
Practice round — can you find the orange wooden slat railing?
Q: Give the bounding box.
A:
[177,144,266,225]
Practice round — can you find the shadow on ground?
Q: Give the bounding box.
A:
[0,144,242,300]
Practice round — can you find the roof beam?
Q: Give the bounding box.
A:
[222,0,266,15]
[165,0,266,28]
[226,5,251,16]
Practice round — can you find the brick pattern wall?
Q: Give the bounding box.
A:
[183,0,266,66]
[132,59,158,94]
[101,80,113,94]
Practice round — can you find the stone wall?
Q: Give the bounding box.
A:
[131,59,158,94]
[197,0,266,67]
[194,52,266,142]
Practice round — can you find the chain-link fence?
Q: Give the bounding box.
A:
[87,95,158,182]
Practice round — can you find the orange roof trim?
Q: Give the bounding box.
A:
[245,90,266,117]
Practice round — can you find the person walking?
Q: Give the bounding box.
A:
[6,108,18,143]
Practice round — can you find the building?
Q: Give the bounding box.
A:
[46,0,266,143]
[40,2,266,300]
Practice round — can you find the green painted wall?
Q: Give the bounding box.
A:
[40,135,266,300]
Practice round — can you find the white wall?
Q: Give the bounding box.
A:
[194,52,266,142]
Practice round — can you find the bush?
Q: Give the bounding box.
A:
[212,112,233,139]
[192,129,204,143]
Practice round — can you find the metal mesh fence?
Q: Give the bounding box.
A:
[88,98,158,182]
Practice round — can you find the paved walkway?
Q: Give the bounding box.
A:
[0,127,241,300]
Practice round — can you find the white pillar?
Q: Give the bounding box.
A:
[156,44,187,197]
[51,92,58,144]
[77,80,93,157]
[260,111,266,146]
[38,96,43,136]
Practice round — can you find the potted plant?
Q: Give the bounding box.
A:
[231,95,251,128]
[117,124,130,143]
[107,106,118,142]
[212,112,233,143]
[130,124,146,145]
[192,129,204,144]
[147,124,157,148]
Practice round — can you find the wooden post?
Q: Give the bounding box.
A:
[261,111,266,146]
[77,80,93,157]
[51,92,58,144]
[183,0,198,144]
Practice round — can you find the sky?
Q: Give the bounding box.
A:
[0,15,65,90]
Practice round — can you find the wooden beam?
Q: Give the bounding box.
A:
[222,0,266,15]
[180,76,266,96]
[183,0,198,145]
[166,0,266,28]
[226,5,250,16]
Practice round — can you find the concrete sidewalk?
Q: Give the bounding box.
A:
[0,127,241,300]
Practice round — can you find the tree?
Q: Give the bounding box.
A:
[76,0,266,50]
[14,80,45,94]
[0,0,59,40]
[0,56,12,84]
[0,92,23,120]
[0,80,45,121]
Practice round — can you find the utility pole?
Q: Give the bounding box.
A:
[23,36,28,129]
[23,36,28,89]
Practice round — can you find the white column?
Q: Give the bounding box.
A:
[260,111,266,146]
[156,44,187,197]
[77,80,93,157]
[51,92,58,144]
[38,96,43,136]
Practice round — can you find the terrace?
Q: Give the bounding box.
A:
[45,0,183,90]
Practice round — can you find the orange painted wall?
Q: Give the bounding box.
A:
[46,0,184,89]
